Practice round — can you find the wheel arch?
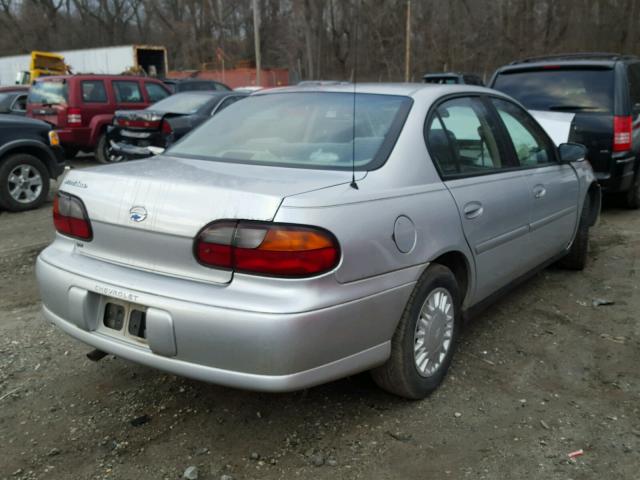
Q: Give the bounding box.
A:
[429,250,473,306]
[586,181,601,227]
[0,140,56,177]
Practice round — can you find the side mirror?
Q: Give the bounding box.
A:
[559,142,587,163]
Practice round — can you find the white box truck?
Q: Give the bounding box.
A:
[0,44,168,86]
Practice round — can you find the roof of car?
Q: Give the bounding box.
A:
[255,82,495,98]
[164,78,225,84]
[35,74,165,82]
[497,53,640,74]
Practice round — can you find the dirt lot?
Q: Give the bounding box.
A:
[0,165,638,480]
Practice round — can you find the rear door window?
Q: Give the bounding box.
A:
[426,96,506,177]
[81,80,107,103]
[492,68,615,113]
[113,81,143,103]
[491,98,556,167]
[145,82,170,103]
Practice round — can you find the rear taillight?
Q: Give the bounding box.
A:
[613,115,632,152]
[195,221,340,277]
[53,192,92,240]
[161,120,173,135]
[66,107,82,127]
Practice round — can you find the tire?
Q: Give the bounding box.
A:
[0,153,50,212]
[625,175,640,209]
[371,264,462,399]
[95,133,124,164]
[558,196,591,270]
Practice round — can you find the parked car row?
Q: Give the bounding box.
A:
[0,75,240,211]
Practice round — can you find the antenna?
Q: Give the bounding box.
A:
[350,0,360,190]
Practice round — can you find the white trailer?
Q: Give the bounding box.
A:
[0,45,168,86]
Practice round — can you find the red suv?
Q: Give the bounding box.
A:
[26,75,171,163]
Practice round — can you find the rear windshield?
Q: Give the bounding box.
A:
[492,68,614,113]
[28,80,68,105]
[168,92,412,170]
[150,93,219,114]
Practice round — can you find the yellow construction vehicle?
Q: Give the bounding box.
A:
[15,51,71,85]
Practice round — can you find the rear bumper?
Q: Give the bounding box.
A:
[36,244,417,392]
[56,127,93,150]
[596,153,636,193]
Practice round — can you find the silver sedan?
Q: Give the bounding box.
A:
[36,84,600,399]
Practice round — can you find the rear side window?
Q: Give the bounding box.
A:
[113,81,143,103]
[426,97,504,177]
[145,82,170,102]
[492,98,555,167]
[493,68,614,113]
[81,80,107,103]
[28,80,68,105]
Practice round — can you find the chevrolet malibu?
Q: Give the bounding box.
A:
[36,84,600,399]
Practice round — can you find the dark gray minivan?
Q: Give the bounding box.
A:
[491,53,640,208]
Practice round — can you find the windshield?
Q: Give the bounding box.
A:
[493,68,614,113]
[168,92,412,170]
[150,93,218,114]
[28,80,68,105]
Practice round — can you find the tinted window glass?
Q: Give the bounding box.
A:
[82,80,107,103]
[150,93,218,114]
[113,81,143,103]
[169,92,411,170]
[145,82,169,102]
[427,97,503,176]
[628,63,640,109]
[28,80,68,104]
[492,98,555,166]
[493,68,614,113]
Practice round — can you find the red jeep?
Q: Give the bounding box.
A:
[26,74,171,163]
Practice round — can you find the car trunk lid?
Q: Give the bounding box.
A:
[60,156,358,284]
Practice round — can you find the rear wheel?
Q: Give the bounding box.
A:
[0,154,50,212]
[95,133,124,164]
[371,264,461,399]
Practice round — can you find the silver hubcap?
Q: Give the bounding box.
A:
[7,164,43,204]
[413,287,455,377]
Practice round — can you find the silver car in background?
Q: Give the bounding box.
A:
[36,84,600,399]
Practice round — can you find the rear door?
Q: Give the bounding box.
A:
[426,96,533,302]
[79,79,109,129]
[490,97,579,263]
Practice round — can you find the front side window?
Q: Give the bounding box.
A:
[492,98,555,167]
[426,96,504,177]
[168,92,412,170]
[113,81,143,103]
[82,80,107,103]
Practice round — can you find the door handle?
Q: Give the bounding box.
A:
[533,185,546,199]
[463,201,484,219]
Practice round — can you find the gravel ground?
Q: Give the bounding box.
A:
[0,164,638,479]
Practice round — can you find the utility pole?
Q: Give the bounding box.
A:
[404,0,411,82]
[252,0,262,86]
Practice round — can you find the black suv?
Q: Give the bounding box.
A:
[424,72,484,86]
[491,53,640,208]
[0,115,65,212]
